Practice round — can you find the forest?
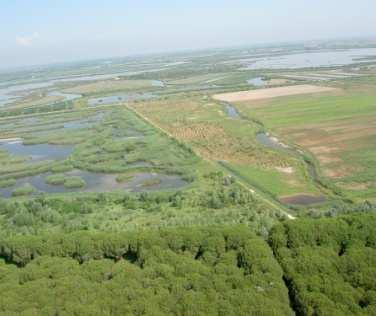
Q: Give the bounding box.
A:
[0,227,293,315]
[270,214,376,315]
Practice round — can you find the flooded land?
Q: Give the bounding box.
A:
[0,41,375,211]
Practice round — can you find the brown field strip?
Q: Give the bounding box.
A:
[212,85,338,102]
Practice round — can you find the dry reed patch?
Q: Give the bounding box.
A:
[213,85,338,102]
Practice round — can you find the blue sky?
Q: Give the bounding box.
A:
[1,0,375,68]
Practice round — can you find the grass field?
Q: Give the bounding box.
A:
[235,77,376,201]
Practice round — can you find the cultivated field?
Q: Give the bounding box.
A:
[235,77,376,201]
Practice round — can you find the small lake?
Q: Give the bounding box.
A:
[223,103,240,118]
[88,93,156,106]
[0,170,187,198]
[247,77,267,86]
[0,140,74,161]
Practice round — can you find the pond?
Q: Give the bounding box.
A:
[0,170,188,198]
[88,93,156,106]
[223,103,240,118]
[247,77,267,86]
[0,139,74,161]
[63,112,105,130]
[280,194,326,206]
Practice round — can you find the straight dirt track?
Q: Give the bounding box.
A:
[213,84,338,102]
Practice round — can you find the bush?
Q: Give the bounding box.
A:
[116,173,134,183]
[63,176,86,189]
[11,184,36,197]
[0,178,16,188]
[45,174,66,185]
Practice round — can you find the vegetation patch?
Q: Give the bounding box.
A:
[63,176,86,189]
[0,178,16,188]
[45,173,66,185]
[11,183,36,197]
[0,227,293,315]
[270,214,376,315]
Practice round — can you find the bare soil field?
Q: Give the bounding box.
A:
[213,85,338,102]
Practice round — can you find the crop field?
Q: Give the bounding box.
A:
[235,76,376,202]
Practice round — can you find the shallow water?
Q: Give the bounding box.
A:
[0,72,129,106]
[48,91,82,102]
[0,140,74,161]
[0,170,187,198]
[151,80,165,87]
[256,133,287,150]
[247,77,267,86]
[245,48,376,70]
[88,93,156,106]
[223,103,240,118]
[280,194,326,205]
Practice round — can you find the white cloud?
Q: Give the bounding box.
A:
[16,32,40,47]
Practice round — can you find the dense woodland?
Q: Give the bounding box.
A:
[0,227,293,315]
[270,214,376,315]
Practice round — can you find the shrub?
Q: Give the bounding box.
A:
[63,176,86,189]
[11,184,36,197]
[45,174,66,185]
[0,178,16,188]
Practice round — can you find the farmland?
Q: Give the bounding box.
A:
[235,76,376,202]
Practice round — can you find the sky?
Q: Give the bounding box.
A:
[1,0,375,69]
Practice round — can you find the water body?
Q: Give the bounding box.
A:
[0,140,74,161]
[280,194,326,206]
[48,91,82,102]
[223,103,240,118]
[247,77,267,86]
[0,170,187,198]
[122,172,187,192]
[256,133,288,150]
[0,72,129,107]
[0,82,55,106]
[88,93,156,106]
[63,112,105,130]
[151,80,165,87]
[245,48,376,70]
